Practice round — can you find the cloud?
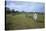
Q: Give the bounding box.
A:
[6,1,45,12]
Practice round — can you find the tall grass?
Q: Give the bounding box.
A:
[6,14,45,30]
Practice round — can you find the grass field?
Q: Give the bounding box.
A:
[6,13,45,30]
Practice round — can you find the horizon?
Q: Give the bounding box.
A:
[6,1,45,12]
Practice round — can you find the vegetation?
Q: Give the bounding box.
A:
[5,7,45,30]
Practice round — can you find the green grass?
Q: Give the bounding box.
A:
[6,14,45,30]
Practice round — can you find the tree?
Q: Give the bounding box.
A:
[15,11,19,13]
[12,9,16,13]
[5,7,11,14]
[11,9,16,16]
[15,10,21,14]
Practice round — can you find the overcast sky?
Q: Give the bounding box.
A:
[6,0,45,12]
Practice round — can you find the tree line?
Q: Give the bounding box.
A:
[5,7,44,15]
[5,7,21,15]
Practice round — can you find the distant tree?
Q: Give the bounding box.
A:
[12,9,16,13]
[5,7,11,14]
[21,11,25,14]
[22,11,24,12]
[15,11,20,14]
[12,9,16,16]
[15,11,19,13]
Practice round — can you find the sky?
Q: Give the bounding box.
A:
[6,0,45,3]
[6,1,45,12]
